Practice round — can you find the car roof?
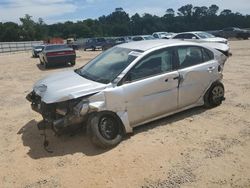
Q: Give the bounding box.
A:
[118,39,202,51]
[153,32,168,34]
[176,31,206,35]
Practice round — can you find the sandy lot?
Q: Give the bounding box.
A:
[0,41,250,188]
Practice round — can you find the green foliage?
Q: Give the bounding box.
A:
[1,5,250,42]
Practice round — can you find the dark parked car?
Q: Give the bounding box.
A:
[115,37,132,43]
[39,44,76,68]
[32,45,45,58]
[84,38,107,51]
[215,27,250,39]
[102,38,130,50]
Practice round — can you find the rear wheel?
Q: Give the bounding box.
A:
[87,112,124,148]
[204,81,225,108]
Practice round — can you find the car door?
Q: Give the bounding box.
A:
[176,46,218,108]
[120,48,179,127]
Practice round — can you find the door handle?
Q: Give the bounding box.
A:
[173,76,179,80]
[165,78,169,82]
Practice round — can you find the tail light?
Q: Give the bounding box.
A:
[46,50,75,57]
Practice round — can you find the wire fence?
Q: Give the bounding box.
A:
[0,41,43,53]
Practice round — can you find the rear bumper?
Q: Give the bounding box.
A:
[46,55,76,65]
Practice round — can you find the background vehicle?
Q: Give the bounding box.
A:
[39,44,76,68]
[172,31,230,56]
[67,38,79,50]
[132,35,155,41]
[32,45,45,58]
[101,37,133,50]
[27,40,228,148]
[214,27,250,39]
[172,31,228,44]
[152,32,175,39]
[84,38,107,51]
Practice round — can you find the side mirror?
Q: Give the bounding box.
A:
[192,37,197,39]
[124,73,132,83]
[116,73,132,86]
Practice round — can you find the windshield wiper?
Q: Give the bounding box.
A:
[94,78,110,84]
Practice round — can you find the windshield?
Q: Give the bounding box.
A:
[45,45,68,51]
[196,32,215,39]
[76,47,138,84]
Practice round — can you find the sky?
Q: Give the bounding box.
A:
[0,0,250,24]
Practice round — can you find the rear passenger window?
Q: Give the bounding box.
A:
[177,46,203,68]
[202,48,214,62]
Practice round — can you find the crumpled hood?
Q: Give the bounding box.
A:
[33,70,107,104]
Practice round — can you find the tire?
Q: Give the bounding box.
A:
[87,112,124,148]
[204,81,225,108]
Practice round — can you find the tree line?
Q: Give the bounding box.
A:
[1,4,250,42]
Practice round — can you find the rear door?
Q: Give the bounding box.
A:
[120,47,179,126]
[176,46,219,108]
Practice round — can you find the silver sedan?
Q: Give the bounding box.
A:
[27,40,228,148]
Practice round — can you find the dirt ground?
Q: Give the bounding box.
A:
[0,41,250,188]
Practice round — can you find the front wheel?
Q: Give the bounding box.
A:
[204,81,225,108]
[87,112,124,148]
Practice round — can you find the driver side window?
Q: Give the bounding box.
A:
[126,48,174,82]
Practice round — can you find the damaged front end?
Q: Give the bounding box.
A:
[26,91,92,133]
